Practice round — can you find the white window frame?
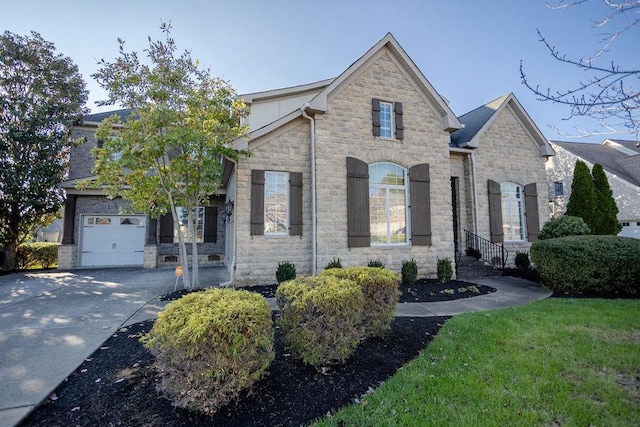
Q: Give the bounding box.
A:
[369,162,408,246]
[264,171,290,235]
[501,182,525,241]
[379,101,394,139]
[174,206,205,243]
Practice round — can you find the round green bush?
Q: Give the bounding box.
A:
[436,258,453,283]
[141,288,274,415]
[276,276,365,367]
[401,259,418,284]
[530,235,640,295]
[539,215,591,240]
[321,266,400,337]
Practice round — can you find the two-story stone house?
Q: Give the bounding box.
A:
[59,33,554,285]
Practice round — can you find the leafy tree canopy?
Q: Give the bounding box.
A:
[85,23,248,288]
[0,31,88,270]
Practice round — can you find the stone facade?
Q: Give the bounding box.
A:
[471,104,551,266]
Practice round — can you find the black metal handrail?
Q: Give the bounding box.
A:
[464,230,507,271]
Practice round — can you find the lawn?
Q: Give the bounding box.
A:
[315,298,640,427]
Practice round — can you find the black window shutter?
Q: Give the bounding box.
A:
[289,172,303,236]
[524,183,540,242]
[251,170,265,236]
[146,217,157,245]
[409,163,431,246]
[395,102,404,140]
[159,213,174,243]
[372,98,381,137]
[488,180,504,243]
[204,206,218,243]
[346,157,370,247]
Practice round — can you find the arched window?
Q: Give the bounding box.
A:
[501,182,525,241]
[369,162,408,245]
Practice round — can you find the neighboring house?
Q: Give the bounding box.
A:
[58,33,554,284]
[547,139,640,239]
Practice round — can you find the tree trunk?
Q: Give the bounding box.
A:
[2,213,20,271]
[169,199,191,291]
[188,208,200,289]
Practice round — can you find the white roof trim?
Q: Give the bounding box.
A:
[240,78,335,104]
[307,33,462,132]
[232,109,303,150]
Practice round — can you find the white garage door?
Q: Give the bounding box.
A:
[81,215,146,267]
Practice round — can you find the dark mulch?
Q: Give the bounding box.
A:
[19,315,448,427]
[20,280,499,426]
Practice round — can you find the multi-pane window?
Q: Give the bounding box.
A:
[265,171,289,234]
[379,102,393,138]
[174,207,204,243]
[554,181,564,197]
[369,162,407,245]
[501,182,525,241]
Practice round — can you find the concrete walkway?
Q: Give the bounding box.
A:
[0,270,550,427]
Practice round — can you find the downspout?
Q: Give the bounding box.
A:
[220,158,238,287]
[470,152,479,234]
[300,103,317,276]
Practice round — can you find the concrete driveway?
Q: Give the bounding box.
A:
[0,266,229,427]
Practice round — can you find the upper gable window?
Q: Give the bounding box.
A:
[372,98,404,140]
[379,102,393,138]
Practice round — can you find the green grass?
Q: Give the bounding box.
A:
[315,299,640,427]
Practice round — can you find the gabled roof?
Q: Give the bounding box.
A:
[450,93,555,157]
[82,109,132,125]
[551,139,640,187]
[307,33,462,132]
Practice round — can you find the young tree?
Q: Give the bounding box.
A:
[520,0,639,137]
[565,160,598,231]
[0,31,88,271]
[87,23,248,290]
[592,163,621,234]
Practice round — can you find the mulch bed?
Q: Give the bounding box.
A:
[20,281,496,427]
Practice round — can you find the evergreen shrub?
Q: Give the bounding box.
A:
[276,276,365,366]
[514,252,531,272]
[16,242,59,269]
[325,257,343,269]
[530,235,640,295]
[539,215,591,240]
[367,259,385,268]
[321,266,400,337]
[401,259,418,284]
[275,261,296,283]
[436,258,453,283]
[141,288,274,415]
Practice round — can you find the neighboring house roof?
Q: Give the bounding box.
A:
[550,139,640,187]
[82,109,132,125]
[450,93,555,157]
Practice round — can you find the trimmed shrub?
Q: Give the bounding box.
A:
[275,261,296,283]
[514,252,530,272]
[539,215,591,240]
[325,257,342,269]
[17,242,59,269]
[141,288,274,415]
[530,235,640,295]
[367,259,385,268]
[321,266,400,337]
[436,258,453,283]
[401,259,418,284]
[276,276,365,367]
[565,159,598,231]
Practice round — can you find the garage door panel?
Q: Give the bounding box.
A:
[81,215,146,267]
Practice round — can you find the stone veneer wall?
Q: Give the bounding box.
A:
[471,104,551,266]
[69,127,101,180]
[233,120,313,286]
[313,50,455,279]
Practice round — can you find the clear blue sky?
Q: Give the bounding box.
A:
[2,0,638,142]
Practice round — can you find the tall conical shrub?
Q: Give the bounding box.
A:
[565,160,598,232]
[592,163,621,235]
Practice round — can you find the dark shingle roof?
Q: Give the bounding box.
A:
[551,140,640,187]
[83,109,132,124]
[450,95,509,147]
